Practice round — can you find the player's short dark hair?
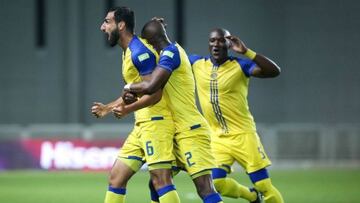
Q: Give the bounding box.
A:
[109,6,135,33]
[141,20,166,41]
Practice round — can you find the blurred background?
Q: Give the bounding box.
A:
[0,0,360,202]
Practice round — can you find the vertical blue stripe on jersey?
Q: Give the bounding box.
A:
[210,65,228,133]
[210,76,227,133]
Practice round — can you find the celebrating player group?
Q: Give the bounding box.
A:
[91,6,284,203]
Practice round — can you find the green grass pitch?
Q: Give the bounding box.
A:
[0,169,359,203]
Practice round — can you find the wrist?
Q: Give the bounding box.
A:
[244,48,256,60]
[124,83,132,91]
[104,105,112,113]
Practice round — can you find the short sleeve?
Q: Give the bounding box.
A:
[131,52,157,76]
[129,36,157,76]
[236,58,257,77]
[158,44,181,73]
[188,54,203,65]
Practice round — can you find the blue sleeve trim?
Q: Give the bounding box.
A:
[129,36,157,76]
[108,186,126,195]
[212,168,227,179]
[157,184,176,197]
[203,193,223,202]
[158,44,181,73]
[235,57,257,77]
[248,168,269,183]
[188,54,203,65]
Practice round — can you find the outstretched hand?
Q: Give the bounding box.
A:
[112,104,129,119]
[91,102,109,118]
[225,35,248,54]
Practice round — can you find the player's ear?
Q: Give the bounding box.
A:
[118,21,126,31]
[225,37,231,48]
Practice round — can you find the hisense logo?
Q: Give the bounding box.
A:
[40,141,118,170]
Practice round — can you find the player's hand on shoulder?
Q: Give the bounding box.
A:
[225,35,248,54]
[91,102,109,118]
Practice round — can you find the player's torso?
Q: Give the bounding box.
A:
[122,36,172,123]
[192,57,256,136]
[162,44,208,132]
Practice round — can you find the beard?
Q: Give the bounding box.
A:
[108,28,120,47]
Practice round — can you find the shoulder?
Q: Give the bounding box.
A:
[161,43,179,58]
[128,36,157,75]
[129,36,156,58]
[188,54,205,65]
[230,56,256,77]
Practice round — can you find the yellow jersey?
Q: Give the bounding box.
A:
[158,43,208,133]
[190,55,257,136]
[122,36,172,123]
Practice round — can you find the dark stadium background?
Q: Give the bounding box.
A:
[0,0,359,202]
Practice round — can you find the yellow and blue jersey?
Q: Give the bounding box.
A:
[158,43,208,133]
[190,55,257,136]
[122,36,172,123]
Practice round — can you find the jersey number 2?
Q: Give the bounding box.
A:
[185,152,195,167]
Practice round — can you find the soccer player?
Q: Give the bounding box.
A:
[91,7,180,203]
[189,28,284,203]
[121,19,223,203]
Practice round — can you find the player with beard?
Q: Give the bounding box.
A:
[189,28,284,203]
[91,7,180,203]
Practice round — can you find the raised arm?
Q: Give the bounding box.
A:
[226,35,281,78]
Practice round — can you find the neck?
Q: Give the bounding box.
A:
[154,38,171,53]
[118,31,134,50]
[212,55,228,66]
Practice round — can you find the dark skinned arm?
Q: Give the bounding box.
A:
[124,66,171,95]
[113,74,163,118]
[226,35,281,78]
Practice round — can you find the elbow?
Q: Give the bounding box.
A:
[268,65,281,78]
[273,66,281,77]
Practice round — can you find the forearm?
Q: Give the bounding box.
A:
[244,48,281,78]
[125,81,157,95]
[125,67,171,95]
[123,90,162,113]
[106,96,124,110]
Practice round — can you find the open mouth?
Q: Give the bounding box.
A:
[212,48,220,56]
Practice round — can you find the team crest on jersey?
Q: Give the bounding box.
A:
[162,50,174,58]
[138,53,150,62]
[211,72,217,79]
